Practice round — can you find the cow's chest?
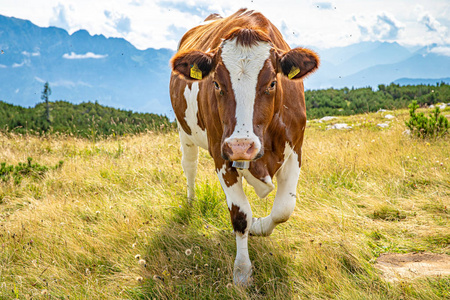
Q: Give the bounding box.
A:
[179,82,208,149]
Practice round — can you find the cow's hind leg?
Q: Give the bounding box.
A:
[249,150,301,236]
[217,164,253,286]
[179,131,198,200]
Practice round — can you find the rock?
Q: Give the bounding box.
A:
[384,114,395,119]
[327,123,352,130]
[319,116,337,122]
[377,123,389,128]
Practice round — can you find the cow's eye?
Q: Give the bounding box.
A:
[213,81,220,90]
[269,81,277,89]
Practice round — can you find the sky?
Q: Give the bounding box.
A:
[1,0,450,51]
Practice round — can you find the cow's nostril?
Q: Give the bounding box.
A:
[246,143,255,155]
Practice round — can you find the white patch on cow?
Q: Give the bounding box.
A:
[183,82,208,149]
[249,142,301,236]
[216,164,253,285]
[239,169,274,198]
[220,39,271,154]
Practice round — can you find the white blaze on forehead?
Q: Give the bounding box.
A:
[220,39,272,148]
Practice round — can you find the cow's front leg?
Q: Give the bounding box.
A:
[250,149,301,236]
[179,130,198,200]
[217,164,253,286]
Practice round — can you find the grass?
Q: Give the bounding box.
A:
[0,107,449,299]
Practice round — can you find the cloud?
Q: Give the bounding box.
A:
[314,2,333,10]
[22,51,40,57]
[50,3,70,31]
[419,12,446,33]
[12,59,30,68]
[0,64,7,68]
[158,0,210,18]
[62,52,108,59]
[356,13,404,41]
[104,10,132,34]
[129,0,145,5]
[429,46,450,57]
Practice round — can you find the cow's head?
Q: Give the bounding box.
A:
[171,28,319,162]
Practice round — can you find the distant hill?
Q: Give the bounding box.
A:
[393,77,450,86]
[1,14,450,115]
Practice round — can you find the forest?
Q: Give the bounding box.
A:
[0,100,174,138]
[305,82,450,118]
[1,82,449,137]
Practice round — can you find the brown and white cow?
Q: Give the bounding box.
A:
[169,9,319,286]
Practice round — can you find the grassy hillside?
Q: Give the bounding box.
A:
[1,108,449,299]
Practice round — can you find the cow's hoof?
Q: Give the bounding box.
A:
[233,259,252,287]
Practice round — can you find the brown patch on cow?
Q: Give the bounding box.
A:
[170,75,191,135]
[375,253,450,282]
[216,162,239,187]
[223,27,272,47]
[229,204,248,234]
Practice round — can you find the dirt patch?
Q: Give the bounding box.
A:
[375,253,450,281]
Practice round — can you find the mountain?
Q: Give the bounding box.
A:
[306,42,450,90]
[0,15,175,116]
[0,15,449,116]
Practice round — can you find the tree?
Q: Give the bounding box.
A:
[41,82,51,123]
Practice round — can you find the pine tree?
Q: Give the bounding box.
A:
[41,82,52,123]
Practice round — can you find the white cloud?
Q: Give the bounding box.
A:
[430,46,450,56]
[22,51,40,56]
[12,59,30,67]
[50,3,70,31]
[0,64,7,68]
[62,52,108,59]
[1,0,450,50]
[356,13,404,41]
[419,12,447,34]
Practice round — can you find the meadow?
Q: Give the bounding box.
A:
[1,108,449,299]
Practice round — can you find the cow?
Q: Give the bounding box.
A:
[169,9,319,286]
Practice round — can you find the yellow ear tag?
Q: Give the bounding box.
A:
[288,66,301,79]
[190,63,202,80]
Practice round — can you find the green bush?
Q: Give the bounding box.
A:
[405,100,449,139]
[0,157,63,185]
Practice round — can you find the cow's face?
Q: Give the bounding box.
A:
[171,29,319,162]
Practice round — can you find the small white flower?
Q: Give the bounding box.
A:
[185,249,192,256]
[85,268,91,276]
[135,254,141,260]
[136,276,143,282]
[138,259,146,266]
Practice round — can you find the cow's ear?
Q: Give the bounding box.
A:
[278,48,319,80]
[171,50,216,81]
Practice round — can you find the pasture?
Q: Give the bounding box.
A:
[1,108,449,299]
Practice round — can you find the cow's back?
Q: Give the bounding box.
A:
[178,9,290,52]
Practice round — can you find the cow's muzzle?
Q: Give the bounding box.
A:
[222,138,262,161]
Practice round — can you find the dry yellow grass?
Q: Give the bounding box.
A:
[0,108,449,299]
